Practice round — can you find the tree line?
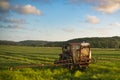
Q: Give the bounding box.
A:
[0,36,120,48]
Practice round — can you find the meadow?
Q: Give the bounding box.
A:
[0,45,120,80]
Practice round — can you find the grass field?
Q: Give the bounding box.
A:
[0,45,120,80]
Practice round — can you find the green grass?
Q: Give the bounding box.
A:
[0,45,120,80]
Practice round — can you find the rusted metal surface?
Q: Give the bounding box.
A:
[9,42,94,70]
[55,42,93,69]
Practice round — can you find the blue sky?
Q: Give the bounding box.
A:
[0,0,120,41]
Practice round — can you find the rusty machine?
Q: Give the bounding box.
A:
[54,42,94,69]
[9,42,95,70]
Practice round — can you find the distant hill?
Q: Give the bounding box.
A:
[19,40,49,46]
[0,40,18,45]
[67,36,120,48]
[0,36,120,48]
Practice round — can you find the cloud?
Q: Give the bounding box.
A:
[0,16,25,29]
[69,0,120,14]
[0,24,23,29]
[96,28,112,36]
[32,0,51,3]
[93,0,120,14]
[87,26,113,36]
[94,3,120,14]
[62,28,75,33]
[110,22,120,27]
[7,18,25,24]
[70,0,98,4]
[0,0,10,13]
[12,5,41,15]
[0,0,41,16]
[0,17,25,24]
[0,1,41,29]
[86,15,99,24]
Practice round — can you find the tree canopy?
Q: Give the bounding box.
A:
[0,36,120,48]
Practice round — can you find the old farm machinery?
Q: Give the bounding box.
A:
[9,42,95,70]
[54,42,95,70]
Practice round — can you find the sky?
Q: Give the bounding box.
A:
[0,0,120,41]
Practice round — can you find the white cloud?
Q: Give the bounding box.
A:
[95,27,112,36]
[62,28,75,33]
[0,1,41,15]
[0,0,10,12]
[12,4,41,15]
[69,0,120,14]
[0,17,25,29]
[86,26,114,37]
[0,24,23,29]
[4,18,25,24]
[86,15,99,24]
[94,3,120,14]
[69,0,95,4]
[110,22,120,27]
[94,0,120,14]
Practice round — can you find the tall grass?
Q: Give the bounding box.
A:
[0,45,120,80]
